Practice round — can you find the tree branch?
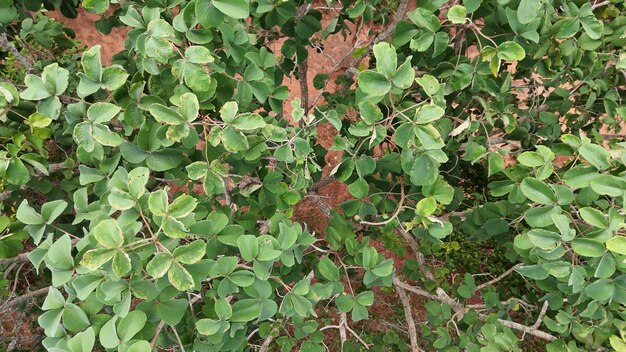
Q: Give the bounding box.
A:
[310,176,335,193]
[0,33,33,71]
[475,264,521,290]
[0,286,49,314]
[533,301,549,329]
[393,277,558,341]
[591,0,610,9]
[0,252,29,267]
[258,326,278,352]
[394,281,424,352]
[150,320,165,348]
[0,162,71,201]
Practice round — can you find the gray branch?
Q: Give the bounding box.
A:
[0,33,33,71]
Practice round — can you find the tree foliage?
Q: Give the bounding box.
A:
[1,0,626,351]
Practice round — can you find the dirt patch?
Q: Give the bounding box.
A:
[47,7,128,65]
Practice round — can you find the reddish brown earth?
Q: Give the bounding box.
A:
[48,7,128,65]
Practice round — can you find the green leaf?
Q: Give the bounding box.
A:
[579,207,608,228]
[318,257,340,281]
[516,265,548,280]
[212,0,249,19]
[607,237,626,255]
[42,287,65,310]
[149,104,184,125]
[147,252,173,278]
[348,178,369,199]
[46,234,74,270]
[173,240,206,264]
[358,101,383,125]
[5,158,30,185]
[392,58,415,89]
[488,152,504,176]
[571,238,605,257]
[112,251,132,277]
[372,42,397,77]
[336,294,354,312]
[16,200,44,225]
[148,189,168,217]
[230,114,266,131]
[168,262,195,291]
[584,278,614,301]
[108,188,135,210]
[520,177,555,205]
[83,0,109,14]
[162,217,189,238]
[527,229,561,250]
[196,318,226,335]
[230,299,262,322]
[222,126,249,152]
[99,316,120,349]
[156,298,188,325]
[80,248,116,270]
[62,303,90,332]
[237,235,259,262]
[220,102,238,123]
[517,0,541,24]
[355,291,374,306]
[28,113,52,128]
[178,92,199,122]
[21,75,51,101]
[87,102,120,123]
[595,253,616,278]
[42,63,70,96]
[186,162,208,180]
[497,41,525,61]
[517,151,544,167]
[589,175,626,196]
[169,194,198,218]
[415,104,444,124]
[185,46,214,64]
[358,70,391,96]
[410,154,438,186]
[415,74,440,96]
[101,65,128,91]
[127,341,151,352]
[128,167,150,199]
[92,219,124,248]
[92,124,123,147]
[117,310,147,342]
[447,5,467,24]
[67,327,95,352]
[579,143,610,170]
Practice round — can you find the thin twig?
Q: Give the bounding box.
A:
[339,313,348,349]
[0,162,70,201]
[360,183,404,226]
[150,320,165,348]
[0,33,33,71]
[258,326,278,352]
[394,282,423,352]
[221,176,235,215]
[475,264,521,290]
[0,286,49,314]
[298,59,309,112]
[398,227,435,281]
[393,277,557,341]
[591,0,610,9]
[533,301,549,329]
[171,326,186,352]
